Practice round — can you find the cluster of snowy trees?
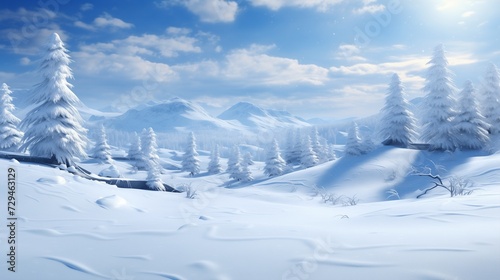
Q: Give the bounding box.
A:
[378,44,500,151]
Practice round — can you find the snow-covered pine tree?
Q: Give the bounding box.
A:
[310,127,325,162]
[378,73,417,147]
[181,132,200,176]
[243,152,254,166]
[127,132,141,160]
[345,122,364,156]
[208,145,222,174]
[264,138,286,177]
[20,33,88,165]
[226,145,242,180]
[421,44,457,151]
[480,63,500,134]
[454,80,489,150]
[300,135,318,168]
[239,158,253,182]
[284,129,297,164]
[92,124,112,162]
[0,83,23,151]
[141,127,165,191]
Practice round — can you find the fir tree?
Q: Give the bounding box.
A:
[127,132,141,160]
[480,63,500,134]
[20,33,88,165]
[264,139,286,177]
[300,135,318,168]
[310,127,325,162]
[227,145,241,180]
[284,129,298,164]
[92,124,112,162]
[0,83,23,151]
[421,44,457,151]
[378,73,417,147]
[454,81,489,150]
[141,127,165,191]
[181,132,200,176]
[345,122,364,156]
[239,158,253,182]
[208,145,222,174]
[243,152,254,166]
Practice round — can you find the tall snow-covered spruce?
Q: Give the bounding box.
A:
[421,44,457,151]
[127,132,141,160]
[454,81,489,150]
[345,122,364,156]
[300,136,318,168]
[207,145,222,174]
[20,33,87,165]
[181,132,200,176]
[0,83,23,151]
[480,63,500,134]
[227,145,242,180]
[92,125,112,162]
[141,127,165,191]
[378,73,417,147]
[264,139,286,177]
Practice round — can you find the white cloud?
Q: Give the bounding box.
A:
[166,27,191,35]
[352,4,386,14]
[222,44,329,85]
[249,0,345,11]
[75,13,133,31]
[462,11,475,18]
[157,0,238,23]
[20,57,31,65]
[80,3,94,11]
[335,44,366,61]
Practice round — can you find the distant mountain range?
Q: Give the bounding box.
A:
[97,98,311,133]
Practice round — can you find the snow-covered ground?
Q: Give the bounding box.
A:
[1,147,500,280]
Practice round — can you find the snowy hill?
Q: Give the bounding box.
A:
[104,97,240,133]
[218,101,310,130]
[1,146,499,280]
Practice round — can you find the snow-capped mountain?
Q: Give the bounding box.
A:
[218,101,310,129]
[103,99,310,133]
[104,97,239,133]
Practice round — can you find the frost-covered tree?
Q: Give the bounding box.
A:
[454,81,489,150]
[310,127,326,162]
[92,125,112,162]
[243,152,254,166]
[239,159,253,182]
[227,145,242,180]
[264,139,286,177]
[345,122,364,156]
[20,33,88,165]
[141,127,161,171]
[0,83,23,151]
[379,73,418,147]
[141,127,165,191]
[127,132,141,160]
[300,136,318,168]
[181,132,200,176]
[284,129,297,164]
[421,44,456,151]
[208,145,222,174]
[480,63,500,134]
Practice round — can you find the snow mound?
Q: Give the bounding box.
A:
[95,195,128,209]
[10,158,19,164]
[98,165,121,178]
[37,176,67,185]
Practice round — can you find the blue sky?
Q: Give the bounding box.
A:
[0,0,499,119]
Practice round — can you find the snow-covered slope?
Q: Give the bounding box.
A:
[105,97,240,133]
[1,147,499,280]
[218,101,310,130]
